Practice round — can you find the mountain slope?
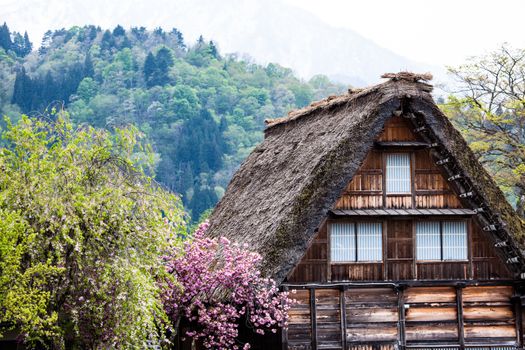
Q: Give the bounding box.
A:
[0,24,346,220]
[2,0,438,85]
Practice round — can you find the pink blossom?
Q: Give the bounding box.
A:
[161,221,294,349]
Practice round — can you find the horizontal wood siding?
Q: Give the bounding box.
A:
[287,218,512,283]
[335,151,383,210]
[288,223,328,283]
[288,289,312,350]
[285,285,519,349]
[414,148,462,209]
[472,223,511,279]
[335,116,463,211]
[462,286,516,343]
[377,116,419,142]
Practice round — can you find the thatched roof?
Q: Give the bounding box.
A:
[207,72,525,283]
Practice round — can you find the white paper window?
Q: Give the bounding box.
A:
[330,223,355,262]
[386,153,411,194]
[416,221,468,261]
[357,222,383,261]
[443,221,467,260]
[330,222,382,262]
[416,221,441,260]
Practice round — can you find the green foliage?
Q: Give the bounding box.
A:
[444,45,525,216]
[0,112,185,348]
[2,24,346,221]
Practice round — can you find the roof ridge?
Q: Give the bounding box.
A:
[264,72,433,129]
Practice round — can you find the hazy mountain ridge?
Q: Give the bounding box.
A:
[1,0,441,86]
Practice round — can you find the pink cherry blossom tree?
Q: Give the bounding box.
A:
[161,221,294,349]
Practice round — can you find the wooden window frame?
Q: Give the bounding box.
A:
[329,220,383,264]
[415,219,469,262]
[385,152,412,195]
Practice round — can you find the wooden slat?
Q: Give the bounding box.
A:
[311,288,317,350]
[346,326,398,342]
[463,306,514,320]
[340,288,347,350]
[457,286,465,350]
[329,209,475,216]
[463,286,513,303]
[405,306,457,321]
[405,287,457,303]
[464,325,516,338]
[405,324,458,341]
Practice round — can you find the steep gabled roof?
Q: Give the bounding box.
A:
[207,72,525,283]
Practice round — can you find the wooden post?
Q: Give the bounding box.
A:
[397,286,406,350]
[340,286,348,350]
[281,286,289,350]
[513,287,523,348]
[467,219,473,279]
[310,288,317,350]
[456,285,465,350]
[327,221,332,282]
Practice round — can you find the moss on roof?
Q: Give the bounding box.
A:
[207,72,525,283]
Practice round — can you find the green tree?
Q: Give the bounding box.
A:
[0,112,185,349]
[112,25,125,37]
[153,47,174,86]
[83,53,94,77]
[76,77,98,101]
[22,31,32,56]
[0,22,12,52]
[143,51,157,87]
[444,45,525,216]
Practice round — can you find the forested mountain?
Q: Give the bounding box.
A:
[1,0,441,86]
[0,23,346,220]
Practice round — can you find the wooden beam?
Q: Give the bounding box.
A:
[282,279,519,289]
[310,288,317,350]
[513,289,523,348]
[397,286,406,350]
[281,286,289,350]
[456,285,465,350]
[340,286,348,350]
[375,141,430,148]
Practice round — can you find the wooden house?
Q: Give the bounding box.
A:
[207,72,525,350]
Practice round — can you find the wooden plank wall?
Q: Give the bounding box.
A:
[334,116,462,210]
[414,149,462,209]
[289,224,329,283]
[286,285,519,350]
[376,116,418,142]
[335,150,383,210]
[287,219,512,283]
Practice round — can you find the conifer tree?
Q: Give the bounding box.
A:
[112,24,125,36]
[154,47,174,85]
[170,28,185,49]
[208,40,219,59]
[39,30,52,55]
[11,67,32,111]
[0,22,12,51]
[22,31,32,56]
[83,53,94,77]
[100,30,114,51]
[11,32,25,56]
[143,52,156,87]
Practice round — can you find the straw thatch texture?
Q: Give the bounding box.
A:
[207,73,525,283]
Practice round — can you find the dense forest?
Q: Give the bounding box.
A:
[0,22,345,220]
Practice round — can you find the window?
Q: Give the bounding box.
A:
[330,222,382,262]
[416,221,467,260]
[386,153,411,194]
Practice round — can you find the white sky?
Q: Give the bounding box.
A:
[286,0,525,65]
[1,0,524,67]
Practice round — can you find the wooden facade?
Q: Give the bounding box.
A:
[283,116,523,350]
[284,284,521,350]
